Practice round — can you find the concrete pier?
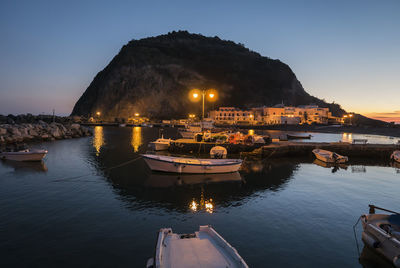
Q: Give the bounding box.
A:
[241,141,400,160]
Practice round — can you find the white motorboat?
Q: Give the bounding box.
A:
[141,154,242,174]
[312,149,348,163]
[178,122,202,139]
[210,146,227,159]
[149,135,172,151]
[360,205,400,267]
[146,225,249,268]
[391,151,400,163]
[0,149,48,162]
[119,123,126,127]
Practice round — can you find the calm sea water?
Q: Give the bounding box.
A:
[0,126,399,268]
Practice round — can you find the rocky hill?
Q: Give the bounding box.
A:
[72,31,345,120]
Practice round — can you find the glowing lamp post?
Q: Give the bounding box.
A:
[189,89,217,120]
[96,111,101,122]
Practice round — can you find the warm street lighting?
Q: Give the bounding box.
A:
[188,114,196,118]
[134,113,140,117]
[343,115,348,118]
[349,114,353,117]
[96,111,101,116]
[189,88,217,120]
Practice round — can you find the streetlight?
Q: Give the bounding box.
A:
[134,113,140,117]
[190,89,217,120]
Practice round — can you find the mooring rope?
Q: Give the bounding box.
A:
[353,216,362,258]
[51,155,142,182]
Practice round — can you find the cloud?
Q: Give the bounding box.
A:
[364,111,400,123]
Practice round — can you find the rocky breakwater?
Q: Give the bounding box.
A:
[0,121,92,145]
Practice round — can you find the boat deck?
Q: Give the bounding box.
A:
[162,232,237,268]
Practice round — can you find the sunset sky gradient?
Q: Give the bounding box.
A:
[0,0,399,122]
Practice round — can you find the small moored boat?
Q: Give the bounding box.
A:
[287,134,312,140]
[141,154,242,174]
[312,149,348,163]
[149,135,172,151]
[146,225,249,268]
[0,149,48,162]
[391,151,400,163]
[360,205,400,268]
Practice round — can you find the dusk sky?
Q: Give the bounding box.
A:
[1,0,399,122]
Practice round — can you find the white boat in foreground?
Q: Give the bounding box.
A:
[146,225,249,268]
[142,154,242,174]
[391,151,400,163]
[149,136,172,151]
[0,149,48,162]
[360,205,400,267]
[312,149,348,163]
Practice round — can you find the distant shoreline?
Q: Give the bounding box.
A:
[214,124,400,138]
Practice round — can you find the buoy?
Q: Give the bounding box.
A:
[210,146,227,159]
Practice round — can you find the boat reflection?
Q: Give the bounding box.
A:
[0,160,48,172]
[351,166,367,173]
[144,171,242,188]
[391,161,400,173]
[99,158,298,212]
[313,159,348,173]
[190,187,214,213]
[359,245,394,268]
[93,126,105,156]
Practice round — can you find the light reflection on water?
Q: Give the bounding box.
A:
[0,126,399,267]
[93,126,104,155]
[131,126,142,152]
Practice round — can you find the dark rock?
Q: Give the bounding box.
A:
[71,31,345,120]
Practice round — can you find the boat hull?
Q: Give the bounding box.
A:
[312,149,348,163]
[142,155,242,174]
[287,134,311,140]
[0,150,47,162]
[361,214,400,267]
[391,151,400,163]
[178,131,196,139]
[150,142,169,151]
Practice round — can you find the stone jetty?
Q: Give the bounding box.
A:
[0,121,92,145]
[241,141,399,160]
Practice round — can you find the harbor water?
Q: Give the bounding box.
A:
[1,126,399,267]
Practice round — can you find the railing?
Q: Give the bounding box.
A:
[369,204,400,215]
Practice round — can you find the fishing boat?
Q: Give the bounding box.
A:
[0,148,48,162]
[391,151,400,163]
[178,122,202,139]
[141,154,242,174]
[312,149,348,163]
[149,135,172,151]
[360,205,400,267]
[146,225,249,268]
[287,134,312,140]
